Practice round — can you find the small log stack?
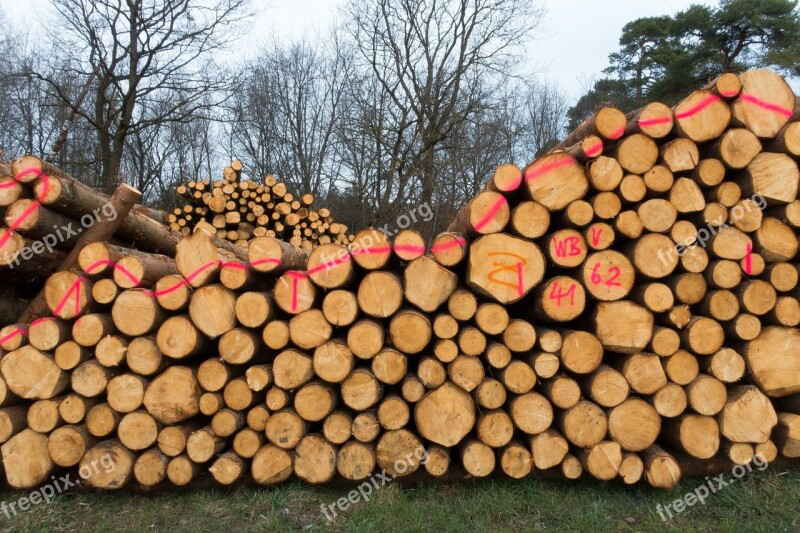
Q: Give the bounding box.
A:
[0,69,799,492]
[170,161,353,250]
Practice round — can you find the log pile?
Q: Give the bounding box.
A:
[0,69,799,491]
[170,161,353,250]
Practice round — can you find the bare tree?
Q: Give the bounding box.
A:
[518,80,570,159]
[340,0,544,231]
[229,35,347,197]
[36,0,251,193]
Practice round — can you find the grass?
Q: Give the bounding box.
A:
[0,466,797,532]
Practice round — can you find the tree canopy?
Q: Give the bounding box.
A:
[569,0,800,128]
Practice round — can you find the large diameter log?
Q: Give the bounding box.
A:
[523,154,589,211]
[717,385,778,443]
[414,382,475,447]
[466,233,545,304]
[741,152,799,205]
[1,429,53,488]
[403,256,458,312]
[594,301,653,354]
[447,191,510,235]
[644,445,681,490]
[376,429,426,477]
[731,69,796,138]
[143,367,201,424]
[663,415,720,459]
[745,326,800,397]
[0,345,69,399]
[673,89,731,142]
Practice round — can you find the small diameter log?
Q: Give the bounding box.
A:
[126,338,164,379]
[357,271,403,318]
[392,229,427,261]
[112,289,164,336]
[627,101,674,139]
[663,414,720,459]
[555,107,627,148]
[581,441,622,481]
[186,426,225,463]
[134,449,169,487]
[251,444,293,485]
[644,445,681,489]
[447,190,510,235]
[500,442,532,479]
[510,201,550,239]
[48,425,95,467]
[350,229,392,270]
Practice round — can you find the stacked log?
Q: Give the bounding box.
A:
[0,69,799,492]
[170,161,352,250]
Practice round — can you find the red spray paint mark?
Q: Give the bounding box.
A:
[525,157,573,183]
[675,94,721,120]
[744,242,753,275]
[472,196,508,232]
[638,116,673,127]
[431,237,467,254]
[392,244,427,256]
[739,93,794,118]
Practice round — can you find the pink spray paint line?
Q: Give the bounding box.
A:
[584,141,603,158]
[290,276,300,312]
[431,237,467,254]
[221,261,249,271]
[744,242,753,275]
[638,115,673,127]
[392,244,427,256]
[675,94,721,120]
[739,93,794,118]
[53,276,89,316]
[30,317,55,328]
[83,260,142,288]
[0,327,27,346]
[607,126,626,140]
[351,246,392,256]
[307,254,351,276]
[473,196,508,232]
[250,258,283,268]
[525,156,574,183]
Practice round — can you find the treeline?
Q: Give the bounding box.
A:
[0,0,797,237]
[0,0,568,238]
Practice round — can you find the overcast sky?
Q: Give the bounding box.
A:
[4,0,717,103]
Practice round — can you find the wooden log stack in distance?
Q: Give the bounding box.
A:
[0,69,799,491]
[170,162,353,251]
